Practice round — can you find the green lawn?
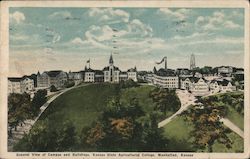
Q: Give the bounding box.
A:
[38,83,120,134]
[226,106,244,130]
[162,115,244,152]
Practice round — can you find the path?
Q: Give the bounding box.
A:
[158,90,244,139]
[8,84,87,151]
[158,89,196,128]
[220,118,244,138]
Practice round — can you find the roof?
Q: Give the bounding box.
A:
[217,79,230,86]
[155,68,176,77]
[8,77,22,82]
[95,70,104,75]
[8,75,33,82]
[103,66,120,71]
[120,72,127,75]
[45,70,64,77]
[181,77,205,83]
[85,68,95,72]
[127,68,137,72]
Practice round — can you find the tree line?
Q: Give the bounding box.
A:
[8,90,47,136]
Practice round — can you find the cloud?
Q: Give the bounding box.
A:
[48,11,72,19]
[88,8,129,23]
[157,8,192,20]
[224,20,241,29]
[10,11,25,24]
[195,10,242,31]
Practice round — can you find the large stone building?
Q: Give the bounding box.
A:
[152,68,179,89]
[8,76,35,94]
[84,55,137,83]
[37,70,68,88]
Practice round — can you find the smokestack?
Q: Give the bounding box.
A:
[165,57,167,70]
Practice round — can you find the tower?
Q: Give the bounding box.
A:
[190,54,196,70]
[109,54,114,66]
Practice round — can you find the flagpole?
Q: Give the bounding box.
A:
[89,59,90,69]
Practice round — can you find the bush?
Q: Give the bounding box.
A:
[64,80,75,88]
[50,85,58,92]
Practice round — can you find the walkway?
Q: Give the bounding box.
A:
[158,89,244,139]
[220,118,244,138]
[158,89,196,128]
[8,84,87,151]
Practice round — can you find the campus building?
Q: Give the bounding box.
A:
[37,70,68,88]
[8,76,35,94]
[84,54,138,83]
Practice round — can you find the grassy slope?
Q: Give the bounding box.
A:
[210,92,244,130]
[163,115,243,152]
[37,83,120,134]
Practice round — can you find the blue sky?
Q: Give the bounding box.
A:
[9,7,244,76]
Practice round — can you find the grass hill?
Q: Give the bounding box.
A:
[37,83,120,134]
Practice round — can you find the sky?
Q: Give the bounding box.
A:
[9,7,245,76]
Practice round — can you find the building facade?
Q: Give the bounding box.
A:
[37,70,68,88]
[84,55,137,83]
[8,76,34,94]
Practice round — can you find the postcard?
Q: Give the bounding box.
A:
[0,0,249,159]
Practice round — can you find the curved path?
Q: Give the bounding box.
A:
[158,89,196,128]
[8,84,88,151]
[158,90,244,139]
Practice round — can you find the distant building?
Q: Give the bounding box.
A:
[218,66,233,74]
[84,54,137,83]
[68,71,84,85]
[210,79,236,93]
[37,70,68,88]
[8,76,34,94]
[181,77,209,96]
[152,68,179,89]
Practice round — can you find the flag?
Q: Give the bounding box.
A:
[156,57,166,65]
[86,59,90,63]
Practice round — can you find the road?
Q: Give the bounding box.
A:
[8,84,88,151]
[158,89,196,128]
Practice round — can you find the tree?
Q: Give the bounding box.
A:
[8,93,32,134]
[31,89,47,116]
[183,104,232,152]
[14,120,78,152]
[150,88,181,115]
[81,96,168,151]
[50,85,58,92]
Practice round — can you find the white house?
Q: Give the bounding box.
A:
[84,69,95,83]
[8,76,34,94]
[181,77,209,96]
[218,79,236,92]
[127,67,137,82]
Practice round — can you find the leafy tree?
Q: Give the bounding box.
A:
[119,79,138,89]
[81,96,168,151]
[14,120,78,152]
[183,104,232,152]
[8,93,32,134]
[64,80,75,88]
[31,89,47,115]
[50,85,58,92]
[150,88,181,115]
